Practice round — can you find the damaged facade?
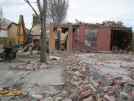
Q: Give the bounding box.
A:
[31,15,133,52]
[71,23,132,52]
[49,23,132,52]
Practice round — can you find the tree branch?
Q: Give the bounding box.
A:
[36,0,42,14]
[24,0,39,17]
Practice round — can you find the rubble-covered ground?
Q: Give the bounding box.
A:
[0,51,67,100]
[79,53,134,81]
[78,53,134,101]
[0,52,134,101]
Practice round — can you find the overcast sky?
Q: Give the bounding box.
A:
[0,0,134,29]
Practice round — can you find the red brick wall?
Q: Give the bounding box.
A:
[72,24,86,49]
[79,24,86,44]
[72,31,77,49]
[72,25,112,52]
[96,27,111,51]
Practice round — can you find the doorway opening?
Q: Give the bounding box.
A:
[111,29,132,51]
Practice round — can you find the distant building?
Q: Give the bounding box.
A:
[31,24,50,46]
[0,17,11,46]
[31,14,133,52]
[7,23,18,42]
[0,17,11,38]
[70,23,132,52]
[31,24,41,40]
[7,22,27,45]
[0,29,8,38]
[0,15,28,46]
[49,23,132,52]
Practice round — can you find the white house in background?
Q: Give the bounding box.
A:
[0,30,8,37]
[0,8,12,38]
[0,19,10,38]
[0,17,12,38]
[0,8,7,37]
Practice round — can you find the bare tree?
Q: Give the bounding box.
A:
[48,0,68,24]
[31,0,69,24]
[24,0,39,17]
[24,0,68,62]
[24,0,47,63]
[37,0,47,63]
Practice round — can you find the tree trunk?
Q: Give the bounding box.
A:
[40,0,47,63]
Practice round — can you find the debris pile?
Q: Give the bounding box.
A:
[62,53,134,101]
[1,66,67,101]
[24,85,69,101]
[1,51,134,101]
[10,55,62,71]
[10,62,48,71]
[78,53,134,101]
[64,55,97,101]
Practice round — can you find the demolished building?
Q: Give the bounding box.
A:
[31,21,133,52]
[71,23,132,52]
[49,23,132,52]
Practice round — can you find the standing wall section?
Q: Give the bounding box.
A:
[96,27,111,51]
